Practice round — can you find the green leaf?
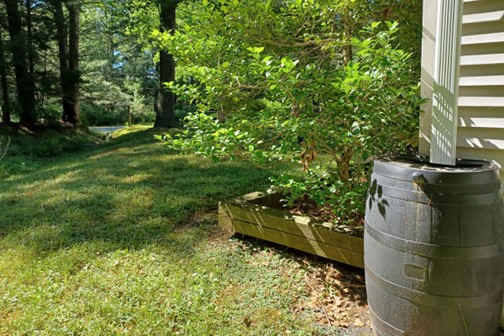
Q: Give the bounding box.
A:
[247,46,265,54]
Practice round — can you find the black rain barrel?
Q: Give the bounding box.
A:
[365,156,504,336]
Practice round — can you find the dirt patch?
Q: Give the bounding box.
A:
[297,262,371,333]
[175,209,226,238]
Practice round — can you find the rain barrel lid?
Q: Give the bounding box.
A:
[373,155,501,187]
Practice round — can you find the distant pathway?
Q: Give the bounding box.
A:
[88,126,126,133]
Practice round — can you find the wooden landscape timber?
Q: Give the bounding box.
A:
[218,192,364,268]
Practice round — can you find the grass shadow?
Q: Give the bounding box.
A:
[0,128,280,257]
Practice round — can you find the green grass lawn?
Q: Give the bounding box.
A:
[0,126,369,335]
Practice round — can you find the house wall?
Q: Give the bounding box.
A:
[420,0,504,183]
[420,0,504,328]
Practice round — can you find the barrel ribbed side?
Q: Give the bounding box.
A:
[365,157,504,336]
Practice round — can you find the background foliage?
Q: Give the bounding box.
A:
[0,0,160,126]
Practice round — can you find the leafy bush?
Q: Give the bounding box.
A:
[3,126,96,158]
[269,169,369,227]
[162,1,422,226]
[80,104,128,126]
[130,107,156,125]
[37,103,62,124]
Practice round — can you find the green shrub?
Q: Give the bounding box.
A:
[3,127,96,158]
[131,108,156,125]
[163,2,422,226]
[80,104,127,126]
[37,103,62,124]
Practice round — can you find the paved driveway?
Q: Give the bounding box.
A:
[88,126,126,134]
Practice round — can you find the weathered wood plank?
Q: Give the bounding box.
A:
[218,192,364,268]
[224,203,363,253]
[232,219,364,268]
[218,201,234,232]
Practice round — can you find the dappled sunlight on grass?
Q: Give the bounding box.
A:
[88,148,125,160]
[120,173,152,184]
[3,169,255,253]
[0,128,369,335]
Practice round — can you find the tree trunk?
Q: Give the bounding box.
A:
[337,147,354,182]
[3,0,36,125]
[63,0,80,125]
[52,0,73,123]
[155,2,177,128]
[0,27,11,124]
[26,0,35,79]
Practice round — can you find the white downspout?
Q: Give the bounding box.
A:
[429,0,464,166]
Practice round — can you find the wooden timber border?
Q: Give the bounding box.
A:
[218,192,364,268]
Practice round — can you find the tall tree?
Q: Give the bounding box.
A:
[0,24,11,123]
[51,0,70,121]
[26,0,35,79]
[63,0,80,124]
[3,0,36,125]
[50,0,81,125]
[154,0,183,128]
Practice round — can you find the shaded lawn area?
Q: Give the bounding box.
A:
[0,127,369,335]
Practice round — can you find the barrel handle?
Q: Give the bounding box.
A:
[412,172,428,186]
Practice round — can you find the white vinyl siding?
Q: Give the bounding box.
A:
[421,0,504,181]
[420,1,504,326]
